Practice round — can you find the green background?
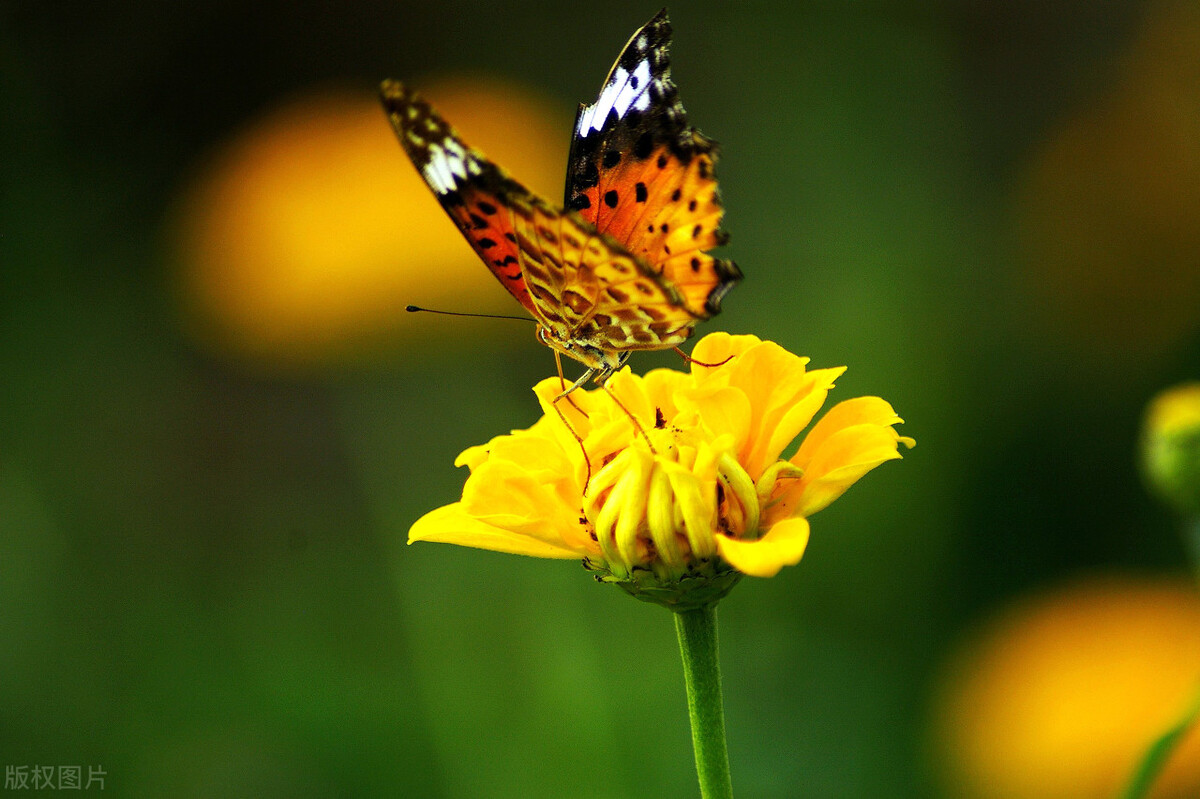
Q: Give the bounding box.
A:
[3,1,1198,796]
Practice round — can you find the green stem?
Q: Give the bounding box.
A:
[1119,679,1200,799]
[674,604,734,799]
[1121,514,1200,799]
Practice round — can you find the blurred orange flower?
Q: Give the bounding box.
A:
[409,333,912,603]
[170,79,566,365]
[933,577,1200,799]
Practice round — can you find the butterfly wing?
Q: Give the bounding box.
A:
[381,80,538,314]
[566,9,741,320]
[509,200,698,355]
[380,80,698,357]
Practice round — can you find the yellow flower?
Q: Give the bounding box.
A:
[932,576,1200,799]
[1143,382,1200,516]
[410,333,912,603]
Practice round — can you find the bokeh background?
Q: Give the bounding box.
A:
[4,1,1200,796]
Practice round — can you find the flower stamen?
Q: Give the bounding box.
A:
[647,465,686,570]
[717,452,759,538]
[612,453,653,568]
[755,461,804,511]
[666,464,717,561]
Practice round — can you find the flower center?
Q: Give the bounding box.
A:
[581,421,770,579]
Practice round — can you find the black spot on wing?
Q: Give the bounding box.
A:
[578,160,600,189]
[564,10,713,206]
[635,131,654,160]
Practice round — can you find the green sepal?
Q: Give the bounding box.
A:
[583,557,743,612]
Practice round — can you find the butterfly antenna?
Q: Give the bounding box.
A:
[672,346,733,369]
[406,305,536,323]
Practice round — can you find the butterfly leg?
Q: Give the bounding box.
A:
[672,346,734,370]
[553,349,591,420]
[550,367,599,493]
[555,366,599,399]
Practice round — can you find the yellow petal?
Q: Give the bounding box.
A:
[534,373,615,422]
[716,517,811,578]
[722,339,842,478]
[462,460,593,552]
[757,366,845,475]
[689,332,764,376]
[787,424,908,517]
[793,396,905,469]
[408,503,585,558]
[640,368,689,420]
[723,340,810,401]
[482,429,576,479]
[454,442,493,471]
[678,384,752,451]
[604,369,656,425]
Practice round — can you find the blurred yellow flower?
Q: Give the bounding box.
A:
[933,577,1200,799]
[1146,384,1200,439]
[1143,382,1200,516]
[169,80,565,366]
[410,333,912,603]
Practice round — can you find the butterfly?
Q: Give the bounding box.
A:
[380,9,740,392]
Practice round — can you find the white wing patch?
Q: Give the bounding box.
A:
[421,137,480,195]
[576,58,653,136]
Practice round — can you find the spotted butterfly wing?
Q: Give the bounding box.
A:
[379,81,535,313]
[566,9,741,320]
[380,81,701,374]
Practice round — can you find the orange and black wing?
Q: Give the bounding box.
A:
[565,9,741,320]
[380,80,698,353]
[506,201,699,353]
[381,80,538,315]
